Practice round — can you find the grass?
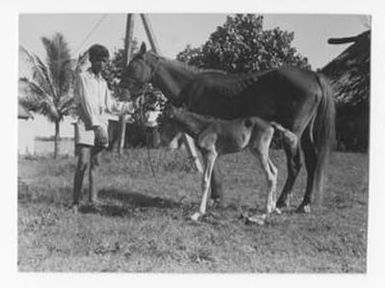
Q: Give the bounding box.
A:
[18,148,368,272]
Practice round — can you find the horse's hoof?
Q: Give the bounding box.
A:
[276,198,290,210]
[296,204,311,214]
[211,198,224,209]
[71,204,79,214]
[190,212,201,221]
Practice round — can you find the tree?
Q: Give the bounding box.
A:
[19,33,75,158]
[177,14,310,73]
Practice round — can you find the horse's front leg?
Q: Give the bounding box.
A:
[191,149,218,221]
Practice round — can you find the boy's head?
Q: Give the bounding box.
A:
[88,44,109,73]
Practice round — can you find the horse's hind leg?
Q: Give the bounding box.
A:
[276,138,302,210]
[210,161,224,205]
[296,127,317,213]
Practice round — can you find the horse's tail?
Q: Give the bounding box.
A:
[311,73,336,203]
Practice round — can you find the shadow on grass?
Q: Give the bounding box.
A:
[78,188,189,218]
[98,188,183,209]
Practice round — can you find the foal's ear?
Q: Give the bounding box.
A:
[139,42,147,55]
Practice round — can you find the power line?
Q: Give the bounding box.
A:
[74,14,108,55]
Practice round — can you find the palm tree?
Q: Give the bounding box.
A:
[19,33,75,158]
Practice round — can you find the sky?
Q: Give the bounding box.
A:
[19,13,369,74]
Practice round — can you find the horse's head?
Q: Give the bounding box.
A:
[120,42,157,97]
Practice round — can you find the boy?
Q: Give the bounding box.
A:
[72,44,139,212]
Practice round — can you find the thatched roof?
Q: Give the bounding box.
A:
[321,30,370,105]
[18,103,33,119]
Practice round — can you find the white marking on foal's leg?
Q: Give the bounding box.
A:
[267,158,278,214]
[191,148,217,221]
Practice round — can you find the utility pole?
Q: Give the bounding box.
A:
[118,14,135,154]
[139,14,203,173]
[119,14,203,173]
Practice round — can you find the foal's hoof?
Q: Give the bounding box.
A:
[246,214,266,225]
[295,204,311,214]
[190,212,202,221]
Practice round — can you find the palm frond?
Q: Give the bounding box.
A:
[19,77,60,121]
[19,46,57,99]
[41,33,73,96]
[34,55,58,99]
[19,77,48,100]
[57,94,75,115]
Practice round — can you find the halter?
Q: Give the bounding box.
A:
[145,52,161,83]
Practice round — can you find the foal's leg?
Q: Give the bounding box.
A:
[191,149,218,221]
[251,149,278,214]
[250,128,278,215]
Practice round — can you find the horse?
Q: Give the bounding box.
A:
[163,105,298,221]
[120,42,335,213]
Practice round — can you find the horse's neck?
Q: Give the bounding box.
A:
[152,60,197,102]
[173,109,213,139]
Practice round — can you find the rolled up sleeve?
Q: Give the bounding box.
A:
[105,89,136,115]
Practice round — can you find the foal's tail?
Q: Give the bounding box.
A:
[311,74,336,203]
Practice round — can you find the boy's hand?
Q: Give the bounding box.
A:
[94,126,108,148]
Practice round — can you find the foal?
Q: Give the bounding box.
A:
[165,106,298,221]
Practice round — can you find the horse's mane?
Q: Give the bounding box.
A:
[147,51,227,76]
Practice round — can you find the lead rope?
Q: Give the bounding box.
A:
[139,89,160,187]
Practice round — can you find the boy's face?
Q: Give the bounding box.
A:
[90,56,108,74]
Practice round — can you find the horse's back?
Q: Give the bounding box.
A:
[181,66,323,126]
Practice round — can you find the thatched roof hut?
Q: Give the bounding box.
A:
[321,30,370,105]
[321,30,370,152]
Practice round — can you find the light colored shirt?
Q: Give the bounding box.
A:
[74,68,135,130]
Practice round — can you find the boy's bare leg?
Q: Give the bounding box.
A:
[72,145,91,212]
[88,146,103,206]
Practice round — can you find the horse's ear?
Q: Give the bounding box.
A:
[139,42,147,55]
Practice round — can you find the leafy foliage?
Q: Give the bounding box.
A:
[19,33,76,158]
[19,33,75,122]
[177,14,310,73]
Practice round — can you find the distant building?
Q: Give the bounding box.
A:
[18,104,34,155]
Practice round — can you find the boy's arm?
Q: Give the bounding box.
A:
[105,88,139,115]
